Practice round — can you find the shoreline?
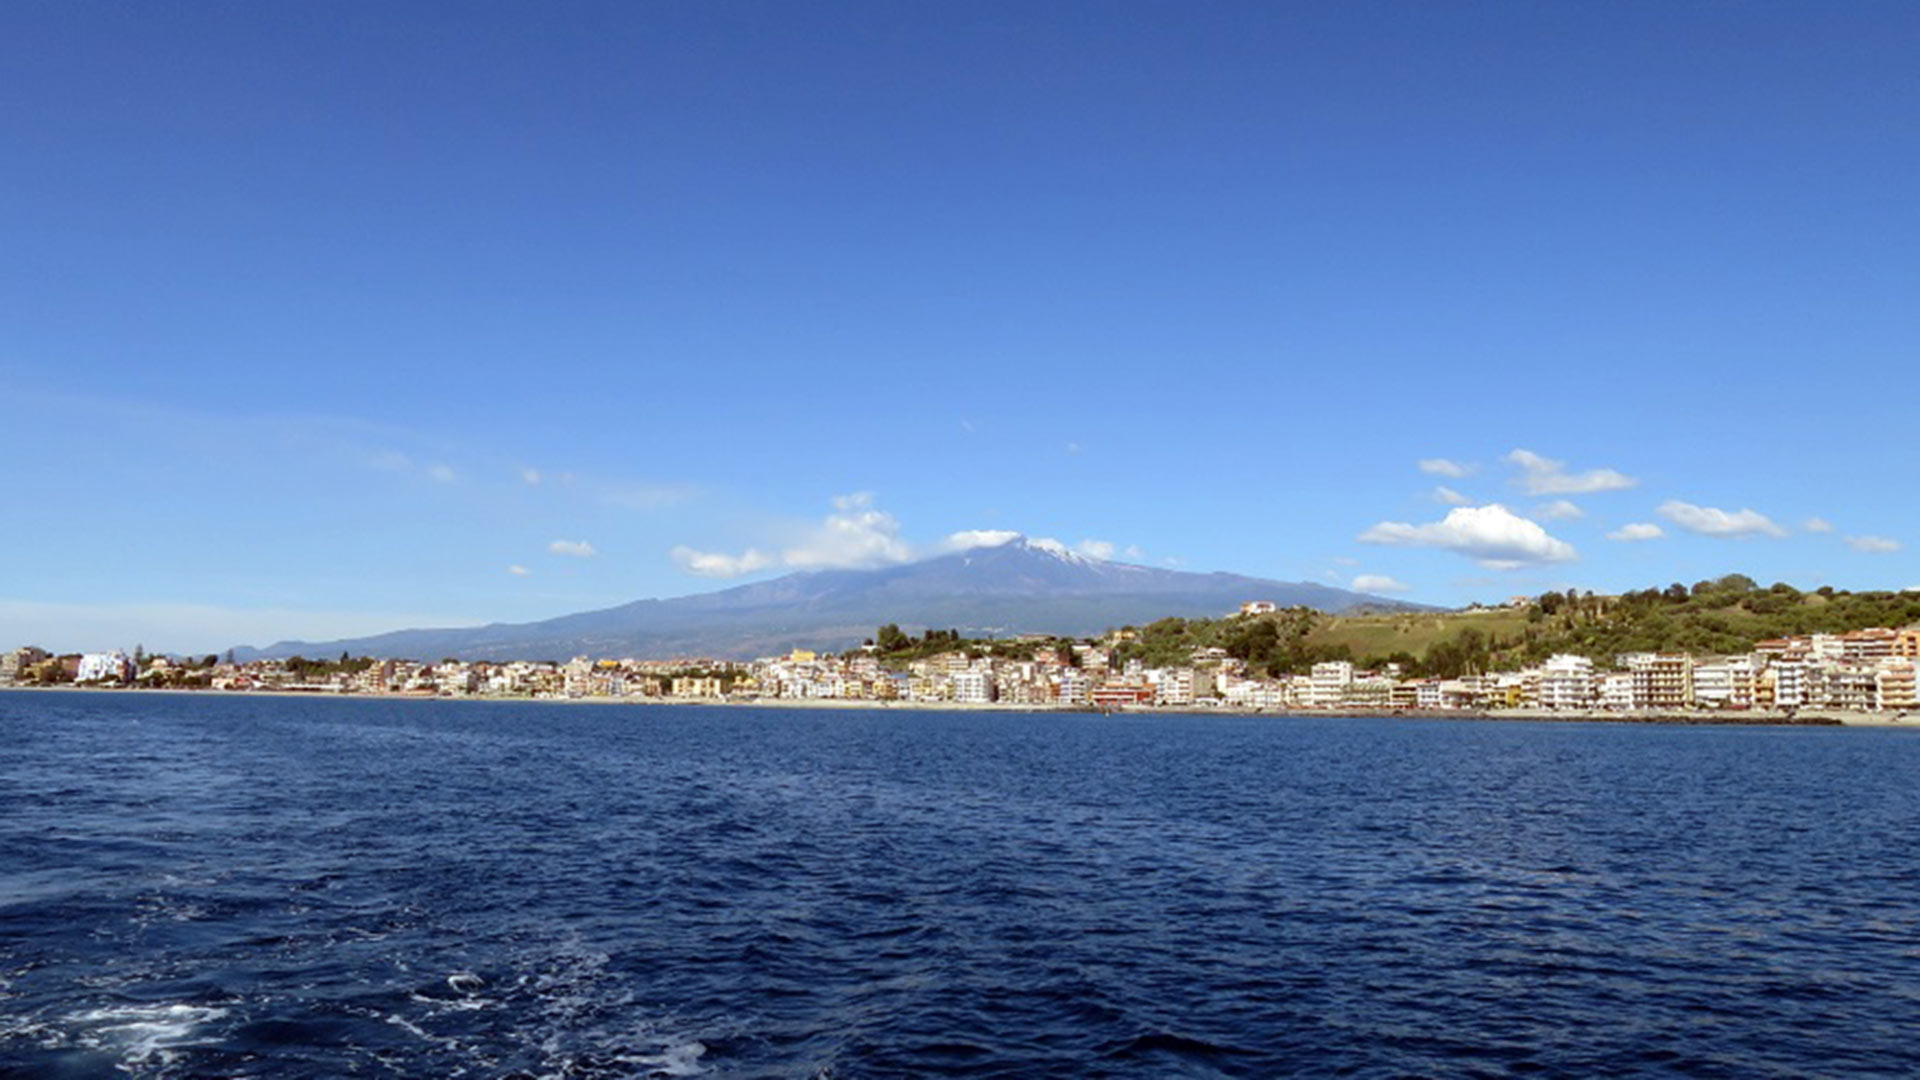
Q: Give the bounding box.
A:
[7,683,1914,726]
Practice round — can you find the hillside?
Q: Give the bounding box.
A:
[1109,576,1920,678]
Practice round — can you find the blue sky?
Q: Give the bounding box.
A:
[4,1,1917,654]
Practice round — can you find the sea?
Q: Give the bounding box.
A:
[3,690,1918,1078]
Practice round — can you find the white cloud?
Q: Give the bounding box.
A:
[548,539,598,558]
[1433,486,1472,506]
[941,529,1022,553]
[1657,500,1786,539]
[782,492,913,569]
[1419,458,1473,478]
[1353,574,1411,594]
[521,467,542,485]
[1534,499,1585,521]
[1847,535,1902,554]
[1804,517,1834,533]
[1505,449,1637,495]
[1076,539,1116,560]
[671,493,916,578]
[426,464,457,484]
[1066,442,1082,455]
[507,564,530,576]
[1124,544,1146,560]
[670,546,774,577]
[1607,523,1665,542]
[1359,504,1578,569]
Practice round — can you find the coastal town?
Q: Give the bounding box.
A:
[7,602,1919,719]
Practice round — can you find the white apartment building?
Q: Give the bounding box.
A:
[1692,659,1743,709]
[1056,668,1091,706]
[1771,658,1808,709]
[1349,674,1395,710]
[76,651,132,684]
[1541,654,1595,710]
[1827,664,1876,711]
[1415,680,1445,710]
[1600,671,1635,711]
[1152,668,1194,707]
[952,667,995,704]
[1308,661,1353,708]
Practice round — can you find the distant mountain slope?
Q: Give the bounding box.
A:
[237,538,1435,661]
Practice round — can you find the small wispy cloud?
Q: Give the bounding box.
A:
[1353,574,1411,594]
[1658,500,1786,539]
[426,464,457,484]
[507,564,531,576]
[1076,539,1116,560]
[671,546,774,577]
[1534,499,1585,521]
[1418,458,1473,478]
[549,539,597,558]
[1506,449,1636,495]
[1433,486,1472,506]
[1803,517,1834,534]
[520,467,542,485]
[1607,523,1665,542]
[1847,535,1901,554]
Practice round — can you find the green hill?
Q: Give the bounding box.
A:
[1107,576,1920,678]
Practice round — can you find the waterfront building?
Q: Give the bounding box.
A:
[1600,671,1635,711]
[1876,660,1917,711]
[1628,653,1693,710]
[1414,679,1444,710]
[1308,661,1353,708]
[1842,629,1897,662]
[1541,654,1595,710]
[952,666,995,704]
[1771,659,1808,709]
[1895,628,1920,659]
[76,651,133,685]
[0,646,49,683]
[1826,665,1876,712]
[1348,674,1395,710]
[1152,668,1194,707]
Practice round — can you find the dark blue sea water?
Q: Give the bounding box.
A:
[3,692,1919,1077]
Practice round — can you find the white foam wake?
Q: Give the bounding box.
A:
[67,1002,229,1066]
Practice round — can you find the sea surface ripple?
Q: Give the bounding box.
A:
[4,691,1919,1077]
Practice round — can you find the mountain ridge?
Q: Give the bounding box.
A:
[236,537,1435,661]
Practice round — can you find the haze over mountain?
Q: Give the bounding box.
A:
[236,538,1432,662]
